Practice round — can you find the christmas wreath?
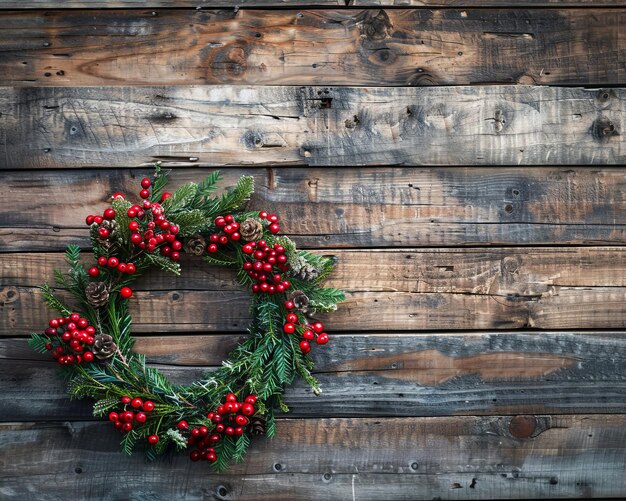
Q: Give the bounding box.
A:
[29,166,344,470]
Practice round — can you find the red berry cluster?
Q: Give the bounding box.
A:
[93,256,136,278]
[85,207,117,239]
[207,214,240,253]
[184,393,257,463]
[242,240,291,294]
[108,396,156,436]
[283,305,329,354]
[127,178,181,260]
[258,210,281,234]
[43,313,96,365]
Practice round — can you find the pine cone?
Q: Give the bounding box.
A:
[85,282,110,308]
[99,219,118,237]
[184,235,206,256]
[239,218,264,242]
[93,334,117,361]
[289,290,310,313]
[292,256,320,281]
[249,415,266,436]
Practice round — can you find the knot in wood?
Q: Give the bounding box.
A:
[508,415,536,438]
[361,10,392,41]
[591,117,618,142]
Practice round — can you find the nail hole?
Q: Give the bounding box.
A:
[410,462,419,471]
[505,204,513,213]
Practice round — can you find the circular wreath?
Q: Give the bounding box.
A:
[29,166,344,470]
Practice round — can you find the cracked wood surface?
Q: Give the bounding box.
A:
[0,416,625,499]
[0,9,622,87]
[3,248,626,333]
[2,332,626,418]
[2,167,626,250]
[1,86,624,168]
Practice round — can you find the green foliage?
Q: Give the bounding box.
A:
[143,252,182,276]
[40,283,72,317]
[112,198,133,243]
[162,182,198,212]
[28,332,50,353]
[149,163,171,203]
[167,209,207,237]
[197,170,222,197]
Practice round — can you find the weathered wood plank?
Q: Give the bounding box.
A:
[2,167,626,250]
[0,9,621,87]
[3,332,626,419]
[1,86,623,168]
[0,0,619,7]
[1,415,625,499]
[4,247,626,333]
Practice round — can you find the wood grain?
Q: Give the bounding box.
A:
[1,415,625,499]
[1,86,624,168]
[1,9,621,87]
[0,0,620,7]
[3,167,626,250]
[3,331,626,419]
[3,247,626,333]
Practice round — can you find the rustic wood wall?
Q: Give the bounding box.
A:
[1,2,625,500]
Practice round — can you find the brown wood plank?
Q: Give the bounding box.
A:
[1,86,624,168]
[2,167,626,251]
[3,247,626,333]
[0,0,620,7]
[0,9,621,87]
[3,331,626,419]
[1,415,625,499]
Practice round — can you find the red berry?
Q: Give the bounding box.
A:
[177,420,189,430]
[161,192,172,202]
[131,398,143,409]
[231,232,241,241]
[283,323,296,334]
[215,217,226,227]
[225,393,237,402]
[317,333,329,345]
[86,215,95,225]
[312,322,324,333]
[140,189,150,199]
[108,411,119,422]
[103,208,116,220]
[269,223,280,234]
[171,252,180,261]
[45,342,53,350]
[131,233,142,244]
[111,192,125,200]
[148,435,159,445]
[170,224,179,234]
[118,263,127,273]
[191,428,200,438]
[121,411,134,423]
[303,329,315,340]
[107,257,119,268]
[207,452,217,462]
[242,244,254,254]
[225,427,235,436]
[300,340,311,354]
[129,221,139,231]
[244,395,257,405]
[126,263,136,274]
[241,403,255,416]
[286,313,298,323]
[120,287,133,299]
[235,415,249,426]
[93,215,103,225]
[225,215,234,223]
[49,319,59,328]
[121,396,131,404]
[127,208,137,218]
[172,241,182,251]
[143,401,155,412]
[83,351,94,362]
[268,214,279,223]
[88,267,100,277]
[122,422,133,433]
[219,236,228,245]
[208,244,218,253]
[98,227,110,239]
[190,450,200,462]
[141,178,151,189]
[135,412,147,423]
[258,211,268,219]
[144,201,153,210]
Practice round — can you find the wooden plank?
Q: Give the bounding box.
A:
[3,331,626,419]
[1,415,625,500]
[3,167,626,251]
[0,9,621,87]
[1,86,624,168]
[3,247,626,333]
[0,0,620,7]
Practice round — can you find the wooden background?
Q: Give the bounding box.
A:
[1,2,625,500]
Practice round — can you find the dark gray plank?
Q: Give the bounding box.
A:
[1,415,625,500]
[0,9,621,87]
[1,86,624,168]
[3,332,626,420]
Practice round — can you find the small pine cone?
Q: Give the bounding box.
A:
[239,218,264,242]
[184,235,206,256]
[292,257,320,281]
[249,415,266,436]
[93,334,117,361]
[85,282,110,308]
[288,290,310,313]
[99,219,118,237]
